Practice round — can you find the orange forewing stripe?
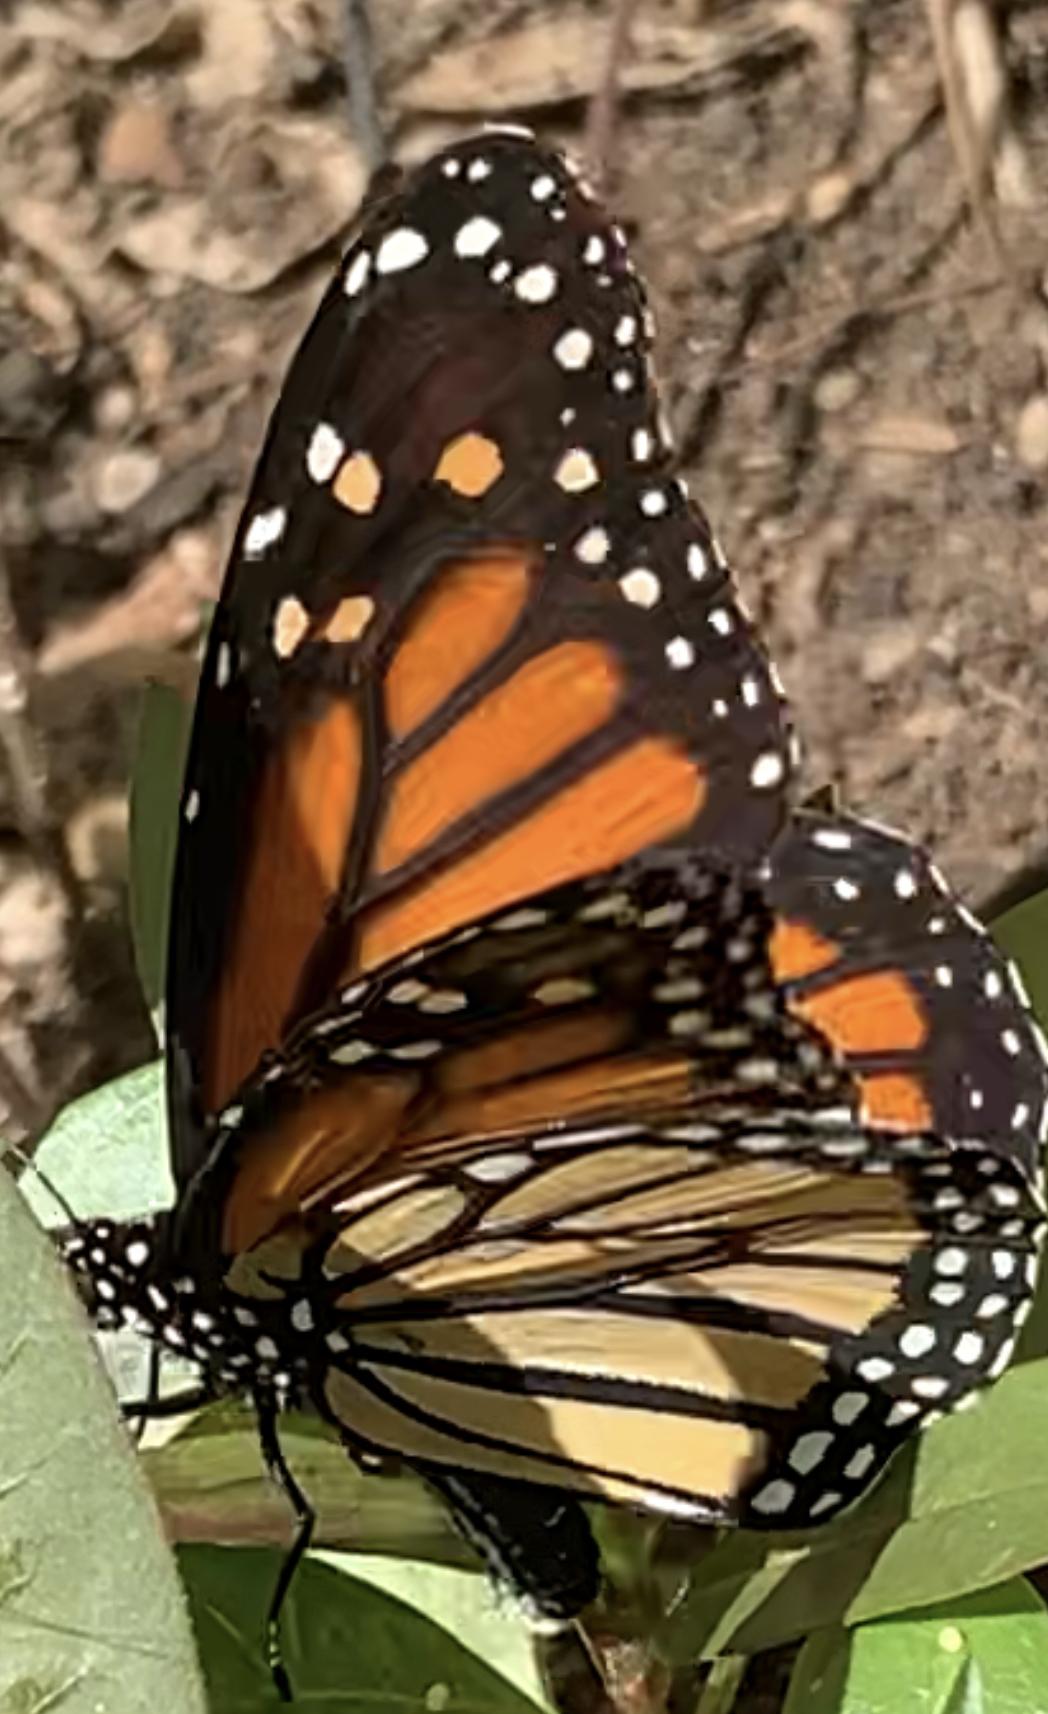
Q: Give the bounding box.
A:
[435,1012,630,1096]
[385,554,532,740]
[357,737,705,973]
[769,918,840,983]
[859,1071,933,1132]
[791,971,928,1057]
[376,640,623,874]
[403,1053,695,1154]
[204,700,362,1112]
[222,1073,417,1254]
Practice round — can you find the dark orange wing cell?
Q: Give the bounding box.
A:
[764,809,1048,1180]
[166,130,793,1190]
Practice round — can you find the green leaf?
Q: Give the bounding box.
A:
[180,1544,549,1711]
[658,1358,1048,1664]
[146,1405,476,1573]
[129,680,190,1013]
[319,1551,551,1709]
[785,1578,1048,1714]
[25,1059,169,1226]
[991,888,1048,1041]
[0,1168,206,1711]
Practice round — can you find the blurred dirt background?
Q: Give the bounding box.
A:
[1,0,1047,1152]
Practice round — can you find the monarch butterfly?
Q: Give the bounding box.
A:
[57,130,1045,1689]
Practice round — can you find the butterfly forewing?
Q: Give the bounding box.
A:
[167,131,792,1187]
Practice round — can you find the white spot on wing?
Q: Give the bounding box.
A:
[244,506,286,559]
[377,228,430,274]
[751,1478,795,1514]
[619,568,661,608]
[575,527,610,565]
[555,448,600,493]
[553,328,593,370]
[344,250,371,297]
[514,264,558,304]
[750,752,785,790]
[307,422,345,484]
[455,216,501,259]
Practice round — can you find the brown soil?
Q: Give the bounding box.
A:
[1,0,1047,1189]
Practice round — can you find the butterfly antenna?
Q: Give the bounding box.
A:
[125,1340,162,1445]
[342,0,387,175]
[583,0,639,196]
[257,1389,316,1704]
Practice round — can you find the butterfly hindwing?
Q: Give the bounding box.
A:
[171,832,1044,1533]
[766,809,1048,1180]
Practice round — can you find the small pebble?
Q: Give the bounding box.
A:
[98,100,184,188]
[94,385,137,434]
[815,368,862,413]
[806,172,851,224]
[861,621,921,685]
[92,448,161,515]
[1015,394,1048,471]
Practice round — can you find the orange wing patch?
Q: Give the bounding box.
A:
[334,451,383,514]
[358,737,705,972]
[858,1071,932,1132]
[222,1073,418,1254]
[404,1054,695,1155]
[385,554,533,741]
[791,971,927,1058]
[375,640,623,874]
[433,433,504,498]
[323,596,376,644]
[205,700,362,1110]
[769,918,840,983]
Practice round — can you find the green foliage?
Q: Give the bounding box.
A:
[144,1405,475,1572]
[784,1578,1048,1714]
[27,1058,169,1226]
[0,1168,206,1712]
[181,1546,549,1711]
[991,891,1048,1052]
[128,680,191,1014]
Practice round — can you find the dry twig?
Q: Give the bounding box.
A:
[0,550,82,924]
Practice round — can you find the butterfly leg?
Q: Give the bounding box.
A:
[124,1340,161,1443]
[256,1390,316,1705]
[119,1376,216,1427]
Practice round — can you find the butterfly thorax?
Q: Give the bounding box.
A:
[59,1214,321,1398]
